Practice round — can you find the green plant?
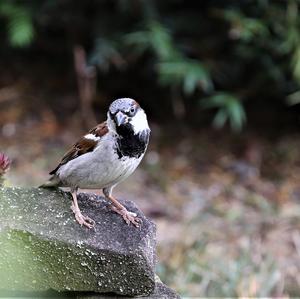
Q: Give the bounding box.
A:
[157,59,213,95]
[202,93,246,132]
[125,21,180,61]
[223,9,269,42]
[0,1,34,47]
[126,20,214,118]
[1,0,300,130]
[126,20,213,94]
[89,38,125,72]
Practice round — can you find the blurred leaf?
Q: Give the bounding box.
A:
[202,93,246,131]
[213,109,228,128]
[124,31,150,55]
[183,63,213,94]
[0,2,34,47]
[286,90,300,105]
[125,21,180,61]
[228,98,246,131]
[149,21,178,61]
[224,9,269,42]
[89,38,125,72]
[157,60,213,94]
[127,20,213,96]
[292,46,300,83]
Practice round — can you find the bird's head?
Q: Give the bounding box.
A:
[108,98,150,136]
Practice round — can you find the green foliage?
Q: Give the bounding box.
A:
[0,1,34,47]
[2,1,300,130]
[157,60,213,94]
[223,9,269,42]
[126,21,181,60]
[126,20,214,106]
[202,93,246,132]
[89,38,125,72]
[287,90,300,105]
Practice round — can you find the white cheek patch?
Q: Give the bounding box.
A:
[130,109,149,134]
[84,133,101,141]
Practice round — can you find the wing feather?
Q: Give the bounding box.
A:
[49,121,108,175]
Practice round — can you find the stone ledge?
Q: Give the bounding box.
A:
[0,187,157,297]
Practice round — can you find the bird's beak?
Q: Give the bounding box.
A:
[115,111,127,126]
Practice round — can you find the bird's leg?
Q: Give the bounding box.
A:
[103,187,141,227]
[70,188,95,229]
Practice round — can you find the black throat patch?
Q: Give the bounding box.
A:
[115,123,150,159]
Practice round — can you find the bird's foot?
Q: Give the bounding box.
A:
[110,206,141,228]
[71,204,95,229]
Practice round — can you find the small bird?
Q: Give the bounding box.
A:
[42,98,150,228]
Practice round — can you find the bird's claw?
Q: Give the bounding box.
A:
[123,211,142,227]
[71,205,95,229]
[110,206,142,228]
[75,214,95,229]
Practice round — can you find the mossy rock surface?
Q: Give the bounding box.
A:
[0,187,156,297]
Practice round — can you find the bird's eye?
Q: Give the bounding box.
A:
[129,107,135,115]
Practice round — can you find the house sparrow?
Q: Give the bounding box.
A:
[42,98,150,228]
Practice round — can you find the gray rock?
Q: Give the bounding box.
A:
[0,187,156,296]
[76,277,181,298]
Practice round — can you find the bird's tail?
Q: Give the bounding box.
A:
[39,175,61,189]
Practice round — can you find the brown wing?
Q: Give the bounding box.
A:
[88,121,109,137]
[49,121,108,175]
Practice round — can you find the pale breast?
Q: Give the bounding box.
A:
[57,134,142,189]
